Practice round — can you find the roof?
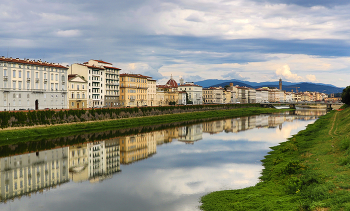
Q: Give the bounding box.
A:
[68,74,87,82]
[84,65,105,70]
[166,78,178,88]
[104,66,121,70]
[0,56,68,69]
[93,60,112,65]
[68,74,77,81]
[178,84,202,87]
[120,73,149,79]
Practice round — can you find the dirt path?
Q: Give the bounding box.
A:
[329,111,338,136]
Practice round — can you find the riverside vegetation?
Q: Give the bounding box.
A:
[0,105,285,145]
[200,105,350,211]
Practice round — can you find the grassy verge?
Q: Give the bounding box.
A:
[0,107,285,146]
[201,107,350,211]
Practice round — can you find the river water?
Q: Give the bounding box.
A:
[0,109,326,211]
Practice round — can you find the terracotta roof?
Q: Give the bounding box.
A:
[68,74,87,82]
[166,78,178,88]
[204,87,223,90]
[93,60,112,65]
[84,64,105,70]
[120,73,149,79]
[0,56,68,69]
[104,66,121,70]
[178,84,202,87]
[68,74,78,81]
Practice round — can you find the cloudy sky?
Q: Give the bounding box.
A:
[1,0,350,87]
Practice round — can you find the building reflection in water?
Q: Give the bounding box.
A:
[0,148,69,203]
[0,110,325,203]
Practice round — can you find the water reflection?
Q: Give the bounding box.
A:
[0,111,324,210]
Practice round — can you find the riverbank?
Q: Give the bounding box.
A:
[0,107,287,146]
[201,107,350,210]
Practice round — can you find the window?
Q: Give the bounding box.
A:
[72,102,74,106]
[27,82,30,89]
[55,74,58,81]
[18,81,22,89]
[35,72,38,78]
[55,83,58,90]
[12,81,16,90]
[19,71,22,78]
[72,93,74,98]
[3,69,7,76]
[13,70,16,77]
[27,71,30,78]
[44,73,47,79]
[71,84,74,89]
[77,85,79,90]
[51,73,53,80]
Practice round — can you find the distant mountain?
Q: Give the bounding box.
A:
[195,79,344,94]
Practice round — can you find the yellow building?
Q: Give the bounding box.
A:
[68,74,88,109]
[120,134,148,164]
[120,74,149,107]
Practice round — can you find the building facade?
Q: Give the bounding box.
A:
[69,60,121,108]
[120,74,149,107]
[147,78,157,106]
[0,57,68,110]
[178,83,203,105]
[68,74,88,109]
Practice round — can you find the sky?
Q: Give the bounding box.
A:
[1,0,350,87]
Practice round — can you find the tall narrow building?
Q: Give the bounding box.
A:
[279,78,282,90]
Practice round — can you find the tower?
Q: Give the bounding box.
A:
[279,78,282,90]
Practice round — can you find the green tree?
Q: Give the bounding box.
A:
[341,86,350,104]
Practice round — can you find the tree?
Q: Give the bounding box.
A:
[341,86,350,105]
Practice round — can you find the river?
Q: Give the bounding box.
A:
[0,109,326,211]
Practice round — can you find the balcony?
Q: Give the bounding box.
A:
[26,77,30,82]
[3,76,8,81]
[44,79,48,83]
[35,78,39,83]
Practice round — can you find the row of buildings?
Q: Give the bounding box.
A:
[0,113,323,202]
[0,56,332,111]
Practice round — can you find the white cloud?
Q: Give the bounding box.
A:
[306,74,317,82]
[275,64,303,81]
[56,30,81,37]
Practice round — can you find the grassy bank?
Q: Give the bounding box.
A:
[201,107,350,211]
[0,107,284,146]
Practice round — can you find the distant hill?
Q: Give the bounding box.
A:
[195,79,344,94]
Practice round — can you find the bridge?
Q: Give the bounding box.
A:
[260,102,344,110]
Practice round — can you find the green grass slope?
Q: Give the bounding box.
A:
[201,107,350,211]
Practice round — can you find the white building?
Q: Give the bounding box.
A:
[256,88,269,103]
[69,60,121,108]
[178,82,203,105]
[0,57,68,110]
[147,78,157,106]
